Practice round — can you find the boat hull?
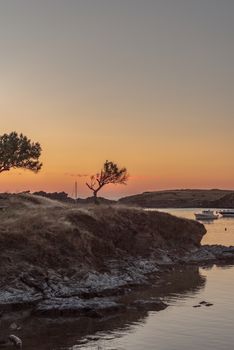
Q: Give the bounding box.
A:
[194,210,220,220]
[195,214,219,220]
[219,213,234,218]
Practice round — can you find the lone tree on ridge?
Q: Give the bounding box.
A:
[86,160,129,203]
[0,132,42,174]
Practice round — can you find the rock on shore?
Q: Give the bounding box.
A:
[184,245,234,263]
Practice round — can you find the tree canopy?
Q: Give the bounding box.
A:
[86,160,129,202]
[0,132,42,174]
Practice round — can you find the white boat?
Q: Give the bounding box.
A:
[194,210,219,220]
[218,209,234,217]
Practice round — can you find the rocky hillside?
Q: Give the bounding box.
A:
[0,193,205,282]
[119,189,234,208]
[1,193,234,320]
[0,192,206,319]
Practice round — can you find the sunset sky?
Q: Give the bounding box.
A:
[1,0,233,198]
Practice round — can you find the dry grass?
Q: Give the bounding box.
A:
[0,194,206,281]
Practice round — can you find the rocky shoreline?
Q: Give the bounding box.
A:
[0,194,234,321]
[1,244,234,319]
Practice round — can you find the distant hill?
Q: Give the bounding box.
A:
[118,189,234,208]
[209,193,234,209]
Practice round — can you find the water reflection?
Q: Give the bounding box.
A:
[0,267,206,350]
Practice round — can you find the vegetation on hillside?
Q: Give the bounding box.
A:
[0,132,42,174]
[0,193,205,283]
[86,160,129,203]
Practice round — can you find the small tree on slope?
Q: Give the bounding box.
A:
[86,160,129,203]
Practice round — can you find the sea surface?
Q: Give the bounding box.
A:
[161,208,234,246]
[5,209,234,350]
[67,209,234,350]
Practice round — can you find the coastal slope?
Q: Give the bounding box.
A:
[0,193,205,279]
[119,189,234,208]
[0,193,234,318]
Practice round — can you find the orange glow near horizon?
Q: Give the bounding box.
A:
[1,164,234,199]
[0,1,233,197]
[1,108,234,198]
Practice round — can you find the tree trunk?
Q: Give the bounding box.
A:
[93,191,99,205]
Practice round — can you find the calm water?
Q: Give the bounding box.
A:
[70,209,234,350]
[75,266,234,350]
[4,209,234,349]
[161,208,234,246]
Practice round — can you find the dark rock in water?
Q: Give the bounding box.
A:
[198,301,213,307]
[132,298,168,311]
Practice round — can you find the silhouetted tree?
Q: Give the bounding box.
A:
[0,132,42,174]
[86,160,129,203]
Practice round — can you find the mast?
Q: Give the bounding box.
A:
[75,181,78,200]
